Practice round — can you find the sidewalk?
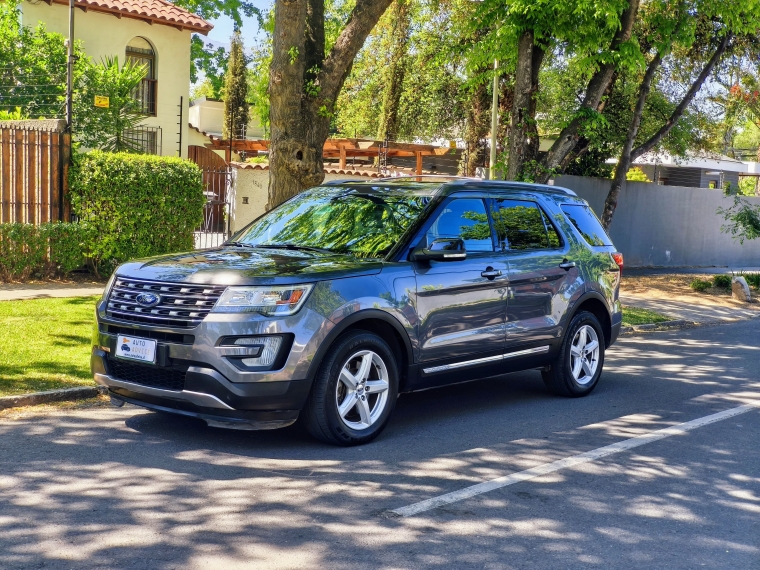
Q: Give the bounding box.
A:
[0,283,104,301]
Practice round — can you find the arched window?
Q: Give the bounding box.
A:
[126,37,156,116]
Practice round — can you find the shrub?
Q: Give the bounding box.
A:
[712,274,732,289]
[626,167,651,183]
[742,273,760,289]
[68,151,205,277]
[0,222,89,281]
[690,279,711,292]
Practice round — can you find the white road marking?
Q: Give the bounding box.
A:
[392,403,758,517]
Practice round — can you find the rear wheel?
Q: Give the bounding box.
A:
[302,331,398,446]
[542,311,605,397]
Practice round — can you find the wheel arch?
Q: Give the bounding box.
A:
[305,310,415,391]
[568,292,613,348]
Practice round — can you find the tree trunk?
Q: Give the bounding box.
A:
[377,0,410,142]
[629,33,731,162]
[507,30,535,180]
[268,0,394,209]
[460,76,491,176]
[535,0,640,183]
[601,53,662,229]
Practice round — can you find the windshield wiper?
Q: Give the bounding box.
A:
[253,243,335,254]
[224,241,255,248]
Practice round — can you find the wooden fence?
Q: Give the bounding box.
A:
[0,120,70,224]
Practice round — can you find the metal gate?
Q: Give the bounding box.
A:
[188,145,232,249]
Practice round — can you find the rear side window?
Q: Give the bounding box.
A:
[491,199,562,251]
[561,204,612,246]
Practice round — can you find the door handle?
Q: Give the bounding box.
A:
[559,260,576,270]
[481,268,503,280]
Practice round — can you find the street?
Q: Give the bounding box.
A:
[1,321,759,570]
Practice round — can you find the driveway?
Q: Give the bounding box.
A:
[1,321,758,569]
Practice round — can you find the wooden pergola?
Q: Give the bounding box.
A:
[205,137,451,175]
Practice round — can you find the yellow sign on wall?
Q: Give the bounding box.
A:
[94,96,110,108]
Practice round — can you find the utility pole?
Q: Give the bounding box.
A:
[65,0,75,131]
[489,59,498,180]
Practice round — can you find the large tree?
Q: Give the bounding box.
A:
[267,0,395,209]
[600,0,760,228]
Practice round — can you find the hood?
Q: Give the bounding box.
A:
[115,247,383,286]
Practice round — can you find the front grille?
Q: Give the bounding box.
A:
[106,277,226,328]
[99,324,194,345]
[107,356,187,392]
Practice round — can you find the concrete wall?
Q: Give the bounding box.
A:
[555,175,760,267]
[188,97,265,139]
[22,1,191,158]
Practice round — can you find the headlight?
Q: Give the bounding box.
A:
[213,284,313,316]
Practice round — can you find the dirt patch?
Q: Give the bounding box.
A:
[621,273,760,311]
[0,394,111,421]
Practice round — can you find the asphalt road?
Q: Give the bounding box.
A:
[1,321,759,570]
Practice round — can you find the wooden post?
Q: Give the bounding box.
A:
[415,151,423,175]
[339,146,347,169]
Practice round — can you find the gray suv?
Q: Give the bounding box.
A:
[92,178,623,445]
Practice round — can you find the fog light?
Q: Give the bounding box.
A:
[238,336,282,367]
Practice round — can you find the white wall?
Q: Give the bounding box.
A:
[22,1,191,157]
[188,97,265,138]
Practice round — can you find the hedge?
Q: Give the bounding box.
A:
[68,151,205,277]
[0,222,89,281]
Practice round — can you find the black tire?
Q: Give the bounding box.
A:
[301,330,399,446]
[542,311,605,397]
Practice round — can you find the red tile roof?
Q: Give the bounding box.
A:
[49,0,213,34]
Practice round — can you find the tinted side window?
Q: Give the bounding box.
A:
[561,204,612,246]
[491,199,550,251]
[426,198,493,252]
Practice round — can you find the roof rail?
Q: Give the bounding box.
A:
[375,175,479,182]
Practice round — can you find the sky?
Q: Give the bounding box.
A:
[204,0,272,48]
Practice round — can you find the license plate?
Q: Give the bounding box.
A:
[115,335,157,364]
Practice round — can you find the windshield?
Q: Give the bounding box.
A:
[231,187,431,258]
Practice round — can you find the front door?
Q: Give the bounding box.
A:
[489,198,579,348]
[415,197,508,368]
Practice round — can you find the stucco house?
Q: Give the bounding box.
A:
[20,0,212,158]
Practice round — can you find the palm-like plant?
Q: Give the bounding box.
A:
[73,56,147,152]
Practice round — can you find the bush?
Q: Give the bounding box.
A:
[690,279,711,292]
[712,274,732,289]
[68,151,205,277]
[0,222,89,281]
[742,273,760,289]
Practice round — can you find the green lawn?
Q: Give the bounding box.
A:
[0,296,100,396]
[621,305,671,327]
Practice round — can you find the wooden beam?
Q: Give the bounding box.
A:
[416,152,423,175]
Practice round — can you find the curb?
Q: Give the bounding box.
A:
[620,313,760,335]
[0,386,108,411]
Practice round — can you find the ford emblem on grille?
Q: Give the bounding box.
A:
[135,292,161,308]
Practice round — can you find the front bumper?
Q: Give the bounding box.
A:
[92,348,310,430]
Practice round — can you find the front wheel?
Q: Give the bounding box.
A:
[302,331,399,446]
[542,311,605,397]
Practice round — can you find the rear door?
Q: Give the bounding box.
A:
[489,197,581,349]
[414,197,508,371]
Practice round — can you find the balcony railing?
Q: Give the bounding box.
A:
[133,78,157,116]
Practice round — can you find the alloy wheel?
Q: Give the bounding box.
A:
[569,324,600,385]
[335,350,390,431]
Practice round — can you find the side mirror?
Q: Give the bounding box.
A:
[412,238,467,262]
